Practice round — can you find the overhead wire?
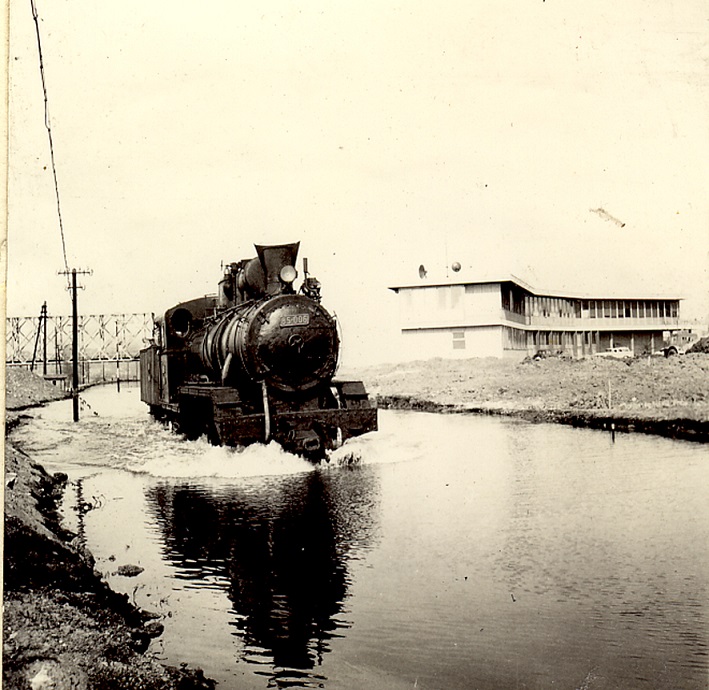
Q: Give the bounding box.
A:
[29,0,71,282]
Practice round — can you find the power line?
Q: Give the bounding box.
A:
[29,0,70,279]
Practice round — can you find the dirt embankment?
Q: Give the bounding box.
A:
[355,353,709,442]
[4,366,69,433]
[4,369,216,690]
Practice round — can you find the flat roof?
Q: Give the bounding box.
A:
[388,275,683,301]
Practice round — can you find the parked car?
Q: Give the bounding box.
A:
[593,346,634,359]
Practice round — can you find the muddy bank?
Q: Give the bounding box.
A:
[4,370,217,689]
[376,394,709,442]
[358,353,709,443]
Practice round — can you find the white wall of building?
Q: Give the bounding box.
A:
[463,283,502,323]
[397,283,502,329]
[399,326,503,360]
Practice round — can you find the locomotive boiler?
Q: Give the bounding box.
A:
[139,242,377,459]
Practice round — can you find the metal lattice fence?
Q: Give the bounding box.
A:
[6,313,154,375]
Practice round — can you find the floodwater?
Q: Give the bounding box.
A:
[9,384,709,689]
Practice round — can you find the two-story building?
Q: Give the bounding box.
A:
[389,273,681,360]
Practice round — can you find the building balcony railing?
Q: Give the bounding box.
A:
[501,310,529,325]
[501,310,680,330]
[400,309,681,331]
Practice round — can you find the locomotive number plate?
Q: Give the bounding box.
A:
[280,313,310,327]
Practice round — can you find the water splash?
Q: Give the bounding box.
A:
[327,413,428,468]
[13,384,415,481]
[132,438,314,479]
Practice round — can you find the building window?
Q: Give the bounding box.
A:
[631,301,638,318]
[452,331,466,350]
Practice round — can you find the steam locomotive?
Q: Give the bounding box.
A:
[139,242,377,459]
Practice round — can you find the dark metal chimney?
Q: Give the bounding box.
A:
[255,242,300,295]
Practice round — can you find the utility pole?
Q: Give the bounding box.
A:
[71,270,79,421]
[59,268,91,422]
[30,302,47,373]
[42,302,48,376]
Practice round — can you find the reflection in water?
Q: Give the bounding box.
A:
[146,467,379,686]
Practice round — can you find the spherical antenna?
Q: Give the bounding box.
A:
[451,261,461,272]
[418,264,427,279]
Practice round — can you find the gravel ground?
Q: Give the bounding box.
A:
[5,367,70,433]
[353,352,709,439]
[5,367,69,410]
[359,353,709,414]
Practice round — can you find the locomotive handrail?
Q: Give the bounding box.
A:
[261,380,271,442]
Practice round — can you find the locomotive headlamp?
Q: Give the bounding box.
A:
[280,265,297,283]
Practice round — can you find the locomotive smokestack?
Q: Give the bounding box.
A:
[255,242,300,295]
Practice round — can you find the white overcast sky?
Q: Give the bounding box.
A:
[5,0,709,364]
